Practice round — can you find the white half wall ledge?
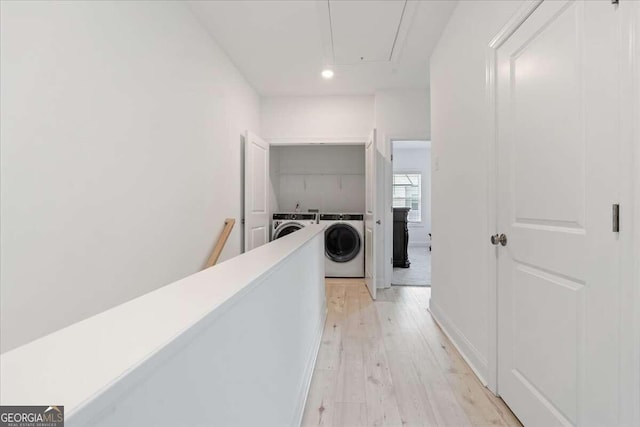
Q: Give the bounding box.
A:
[0,225,327,427]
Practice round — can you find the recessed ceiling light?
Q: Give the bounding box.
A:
[321,69,334,79]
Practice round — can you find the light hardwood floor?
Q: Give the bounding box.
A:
[302,279,522,427]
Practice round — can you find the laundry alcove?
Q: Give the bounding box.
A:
[269,144,366,214]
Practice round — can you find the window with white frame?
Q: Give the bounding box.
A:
[392,172,421,222]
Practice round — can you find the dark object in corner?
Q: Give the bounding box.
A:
[393,207,411,268]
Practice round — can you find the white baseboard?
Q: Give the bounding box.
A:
[292,308,327,426]
[428,299,488,386]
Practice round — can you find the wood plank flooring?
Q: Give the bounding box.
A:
[302,279,522,427]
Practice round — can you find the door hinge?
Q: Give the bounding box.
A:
[612,204,620,232]
[391,154,393,161]
[390,256,393,265]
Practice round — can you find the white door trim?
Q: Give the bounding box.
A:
[634,5,640,425]
[364,129,378,300]
[485,0,544,395]
[621,2,640,425]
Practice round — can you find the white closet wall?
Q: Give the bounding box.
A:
[271,145,365,213]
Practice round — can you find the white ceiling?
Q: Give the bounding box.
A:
[188,1,457,96]
[328,1,406,64]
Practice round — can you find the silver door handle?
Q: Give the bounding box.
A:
[490,234,507,246]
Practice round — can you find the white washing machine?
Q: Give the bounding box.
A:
[319,213,364,278]
[271,213,318,240]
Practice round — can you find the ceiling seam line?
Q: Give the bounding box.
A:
[327,0,335,64]
[389,0,408,61]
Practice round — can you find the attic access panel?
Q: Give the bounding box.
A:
[328,0,407,64]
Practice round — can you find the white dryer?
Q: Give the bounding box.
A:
[271,213,318,240]
[319,213,364,278]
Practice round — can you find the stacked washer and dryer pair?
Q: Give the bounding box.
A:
[271,212,364,278]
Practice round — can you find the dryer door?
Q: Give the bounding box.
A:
[325,223,361,263]
[273,223,304,240]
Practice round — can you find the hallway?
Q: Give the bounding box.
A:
[392,246,432,286]
[302,279,521,426]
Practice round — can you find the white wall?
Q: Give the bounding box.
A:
[0,1,260,353]
[260,96,374,144]
[272,145,365,213]
[261,90,428,149]
[374,89,430,157]
[392,143,431,246]
[429,0,523,382]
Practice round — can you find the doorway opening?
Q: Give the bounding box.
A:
[391,140,431,286]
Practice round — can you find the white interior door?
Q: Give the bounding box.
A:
[496,1,624,426]
[384,145,394,289]
[364,129,377,299]
[244,131,270,252]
